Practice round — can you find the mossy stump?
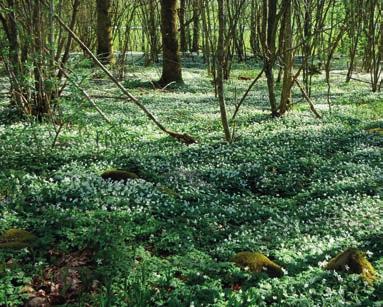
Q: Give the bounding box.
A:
[101,169,139,183]
[232,251,284,278]
[366,127,383,135]
[157,186,178,198]
[0,229,37,249]
[325,248,377,283]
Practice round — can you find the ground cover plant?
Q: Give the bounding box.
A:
[0,57,382,306]
[1,0,383,305]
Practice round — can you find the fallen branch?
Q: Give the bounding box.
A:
[160,81,176,91]
[84,95,125,100]
[332,72,372,85]
[49,3,196,145]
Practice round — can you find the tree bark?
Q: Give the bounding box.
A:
[279,0,293,115]
[262,0,278,116]
[159,0,183,86]
[96,0,113,64]
[217,0,232,142]
[191,4,200,52]
[179,0,187,52]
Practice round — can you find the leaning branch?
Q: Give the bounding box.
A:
[58,66,112,124]
[294,79,322,119]
[49,4,196,145]
[231,68,264,122]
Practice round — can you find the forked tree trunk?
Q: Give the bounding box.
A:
[96,0,113,64]
[159,0,183,86]
[262,0,278,116]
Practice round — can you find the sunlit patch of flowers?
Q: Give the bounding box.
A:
[0,64,382,305]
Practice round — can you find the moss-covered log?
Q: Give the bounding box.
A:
[232,251,284,278]
[0,229,37,249]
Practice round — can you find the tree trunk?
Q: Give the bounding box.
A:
[191,4,200,52]
[179,0,187,52]
[216,0,232,142]
[159,0,183,86]
[279,0,293,115]
[262,0,278,116]
[96,0,113,64]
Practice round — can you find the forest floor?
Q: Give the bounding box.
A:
[0,56,382,306]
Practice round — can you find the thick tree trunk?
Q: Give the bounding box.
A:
[96,0,113,64]
[159,0,183,86]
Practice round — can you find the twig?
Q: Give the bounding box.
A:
[332,72,372,85]
[87,95,125,100]
[58,67,112,124]
[294,79,322,119]
[51,121,64,148]
[231,68,264,122]
[160,81,176,91]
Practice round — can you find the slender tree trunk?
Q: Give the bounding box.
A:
[263,0,278,116]
[32,1,50,117]
[279,0,293,115]
[201,0,211,73]
[159,0,183,86]
[179,0,187,52]
[346,38,359,82]
[148,0,159,63]
[217,0,232,142]
[0,0,27,112]
[96,0,113,64]
[191,4,200,52]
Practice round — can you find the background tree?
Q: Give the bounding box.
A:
[96,0,113,64]
[216,0,232,142]
[159,0,183,86]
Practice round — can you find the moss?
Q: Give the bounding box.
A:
[0,229,37,249]
[325,248,377,284]
[232,251,284,278]
[367,127,383,135]
[157,186,178,198]
[101,169,140,182]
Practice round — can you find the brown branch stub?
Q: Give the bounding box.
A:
[168,131,197,145]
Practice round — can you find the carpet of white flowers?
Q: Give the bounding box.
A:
[0,60,382,306]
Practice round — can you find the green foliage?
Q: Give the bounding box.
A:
[0,61,382,305]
